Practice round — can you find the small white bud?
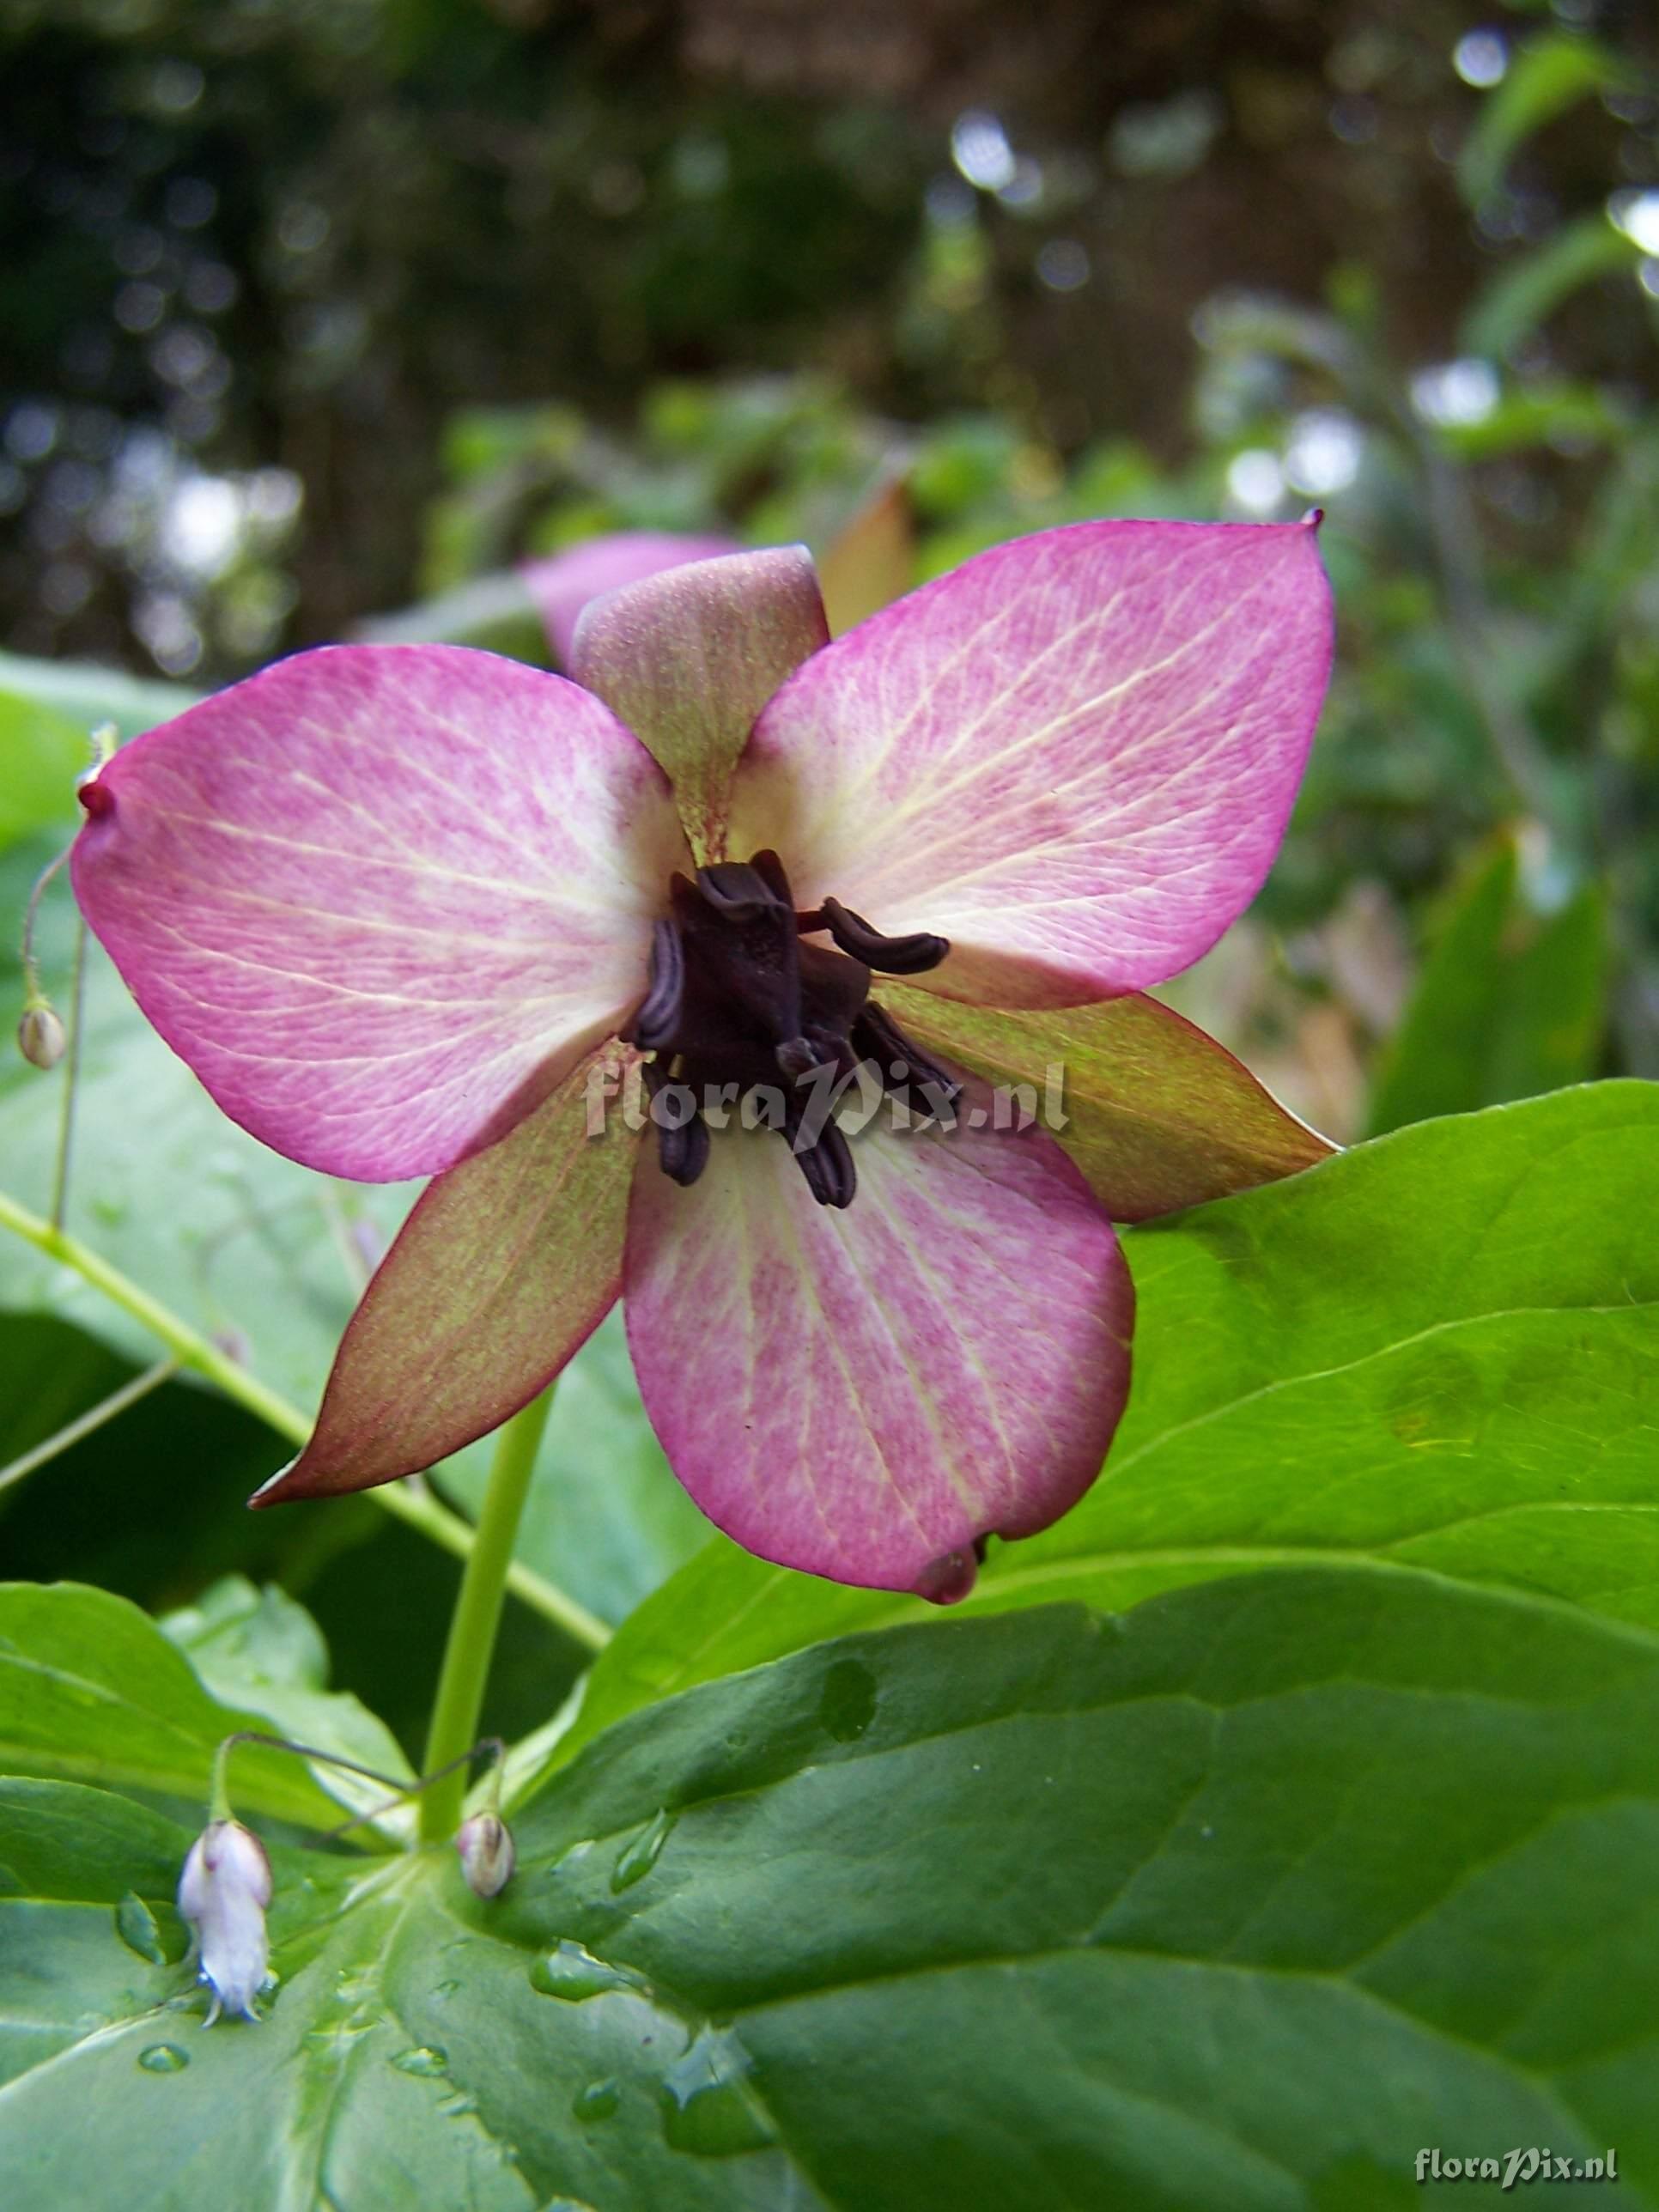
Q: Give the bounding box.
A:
[455,1812,515,1899]
[177,1818,272,2025]
[17,1004,66,1070]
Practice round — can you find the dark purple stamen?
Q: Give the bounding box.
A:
[622,849,953,1209]
[631,920,685,1052]
[799,896,949,977]
[851,1001,961,1126]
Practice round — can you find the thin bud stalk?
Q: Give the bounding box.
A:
[0,1355,179,1497]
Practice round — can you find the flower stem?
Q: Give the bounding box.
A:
[49,916,88,1233]
[420,1389,556,1843]
[0,1187,608,1650]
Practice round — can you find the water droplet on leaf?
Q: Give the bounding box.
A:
[138,2043,189,2074]
[392,2045,448,2076]
[530,1939,649,2001]
[574,2077,621,2124]
[660,2027,775,2157]
[115,1892,167,1964]
[611,1807,676,1893]
[817,1658,878,1742]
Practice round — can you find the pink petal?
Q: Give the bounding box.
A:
[623,1082,1133,1594]
[521,531,741,665]
[727,519,1333,1006]
[71,644,688,1181]
[571,546,829,865]
[879,982,1335,1220]
[257,1041,640,1502]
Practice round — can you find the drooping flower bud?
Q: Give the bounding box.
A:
[177,1818,272,2025]
[455,1811,515,1898]
[16,1002,66,1070]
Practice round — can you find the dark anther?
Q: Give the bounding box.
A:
[627,919,685,1052]
[853,1002,961,1124]
[643,1061,711,1188]
[746,848,793,903]
[627,847,949,1211]
[657,1108,710,1188]
[790,1115,856,1210]
[810,896,949,976]
[696,860,785,918]
[775,1036,820,1080]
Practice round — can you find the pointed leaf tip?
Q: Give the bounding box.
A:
[255,1042,637,1505]
[247,1458,300,1511]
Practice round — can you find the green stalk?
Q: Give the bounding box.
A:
[0,1353,179,1495]
[0,1188,608,1651]
[49,916,88,1233]
[420,1388,556,1843]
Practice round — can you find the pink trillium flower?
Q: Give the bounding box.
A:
[71,524,1334,1599]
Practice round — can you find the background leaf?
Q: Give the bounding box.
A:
[159,1576,414,1802]
[3,1574,1657,2207]
[1460,215,1642,360]
[0,652,200,745]
[1456,36,1637,209]
[0,690,91,854]
[0,1581,369,1830]
[1365,836,1607,1134]
[437,1312,713,1631]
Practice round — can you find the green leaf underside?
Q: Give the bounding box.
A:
[883,980,1334,1221]
[0,1582,368,1832]
[3,1576,1656,2209]
[553,1082,1659,1765]
[160,1577,413,1797]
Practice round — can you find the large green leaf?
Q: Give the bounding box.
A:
[1366,839,1607,1135]
[553,1081,1659,1764]
[0,1582,368,1831]
[3,1573,1656,2207]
